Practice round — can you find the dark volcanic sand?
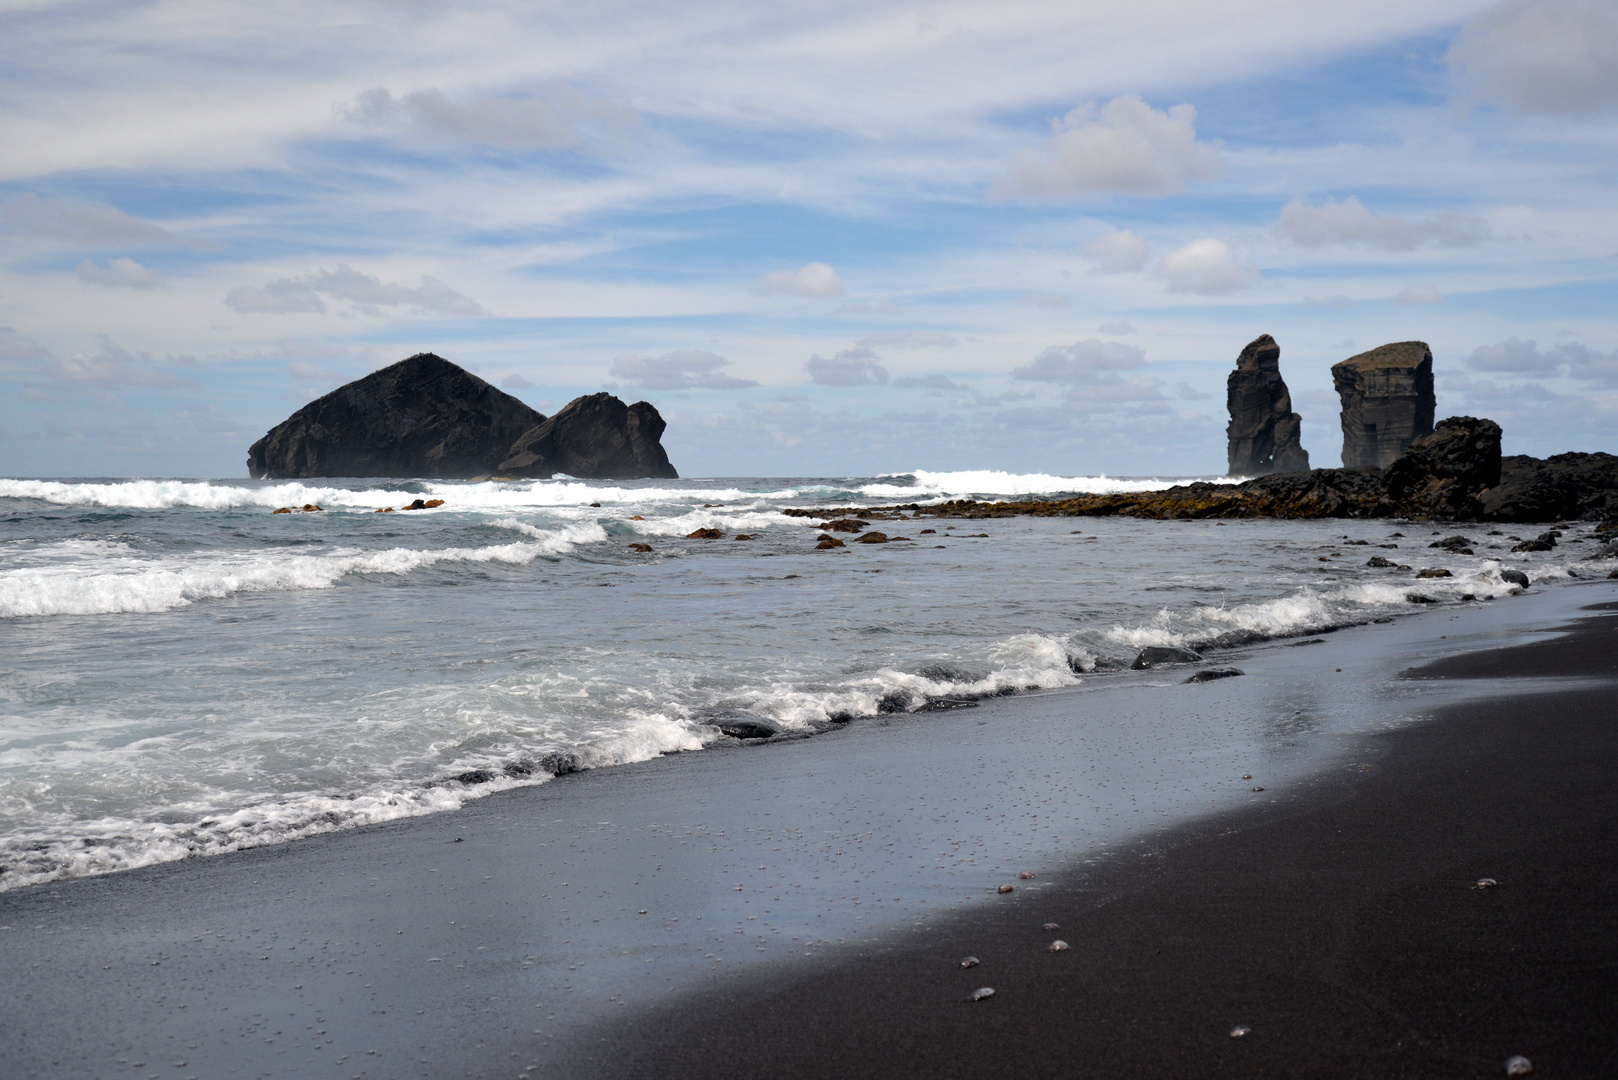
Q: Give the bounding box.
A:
[4,589,1616,1080]
[568,602,1618,1080]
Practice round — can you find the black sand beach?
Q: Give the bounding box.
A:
[4,585,1615,1079]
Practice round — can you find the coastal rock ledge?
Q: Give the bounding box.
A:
[247,353,677,480]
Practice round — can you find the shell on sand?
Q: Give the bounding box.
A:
[960,956,980,968]
[1048,940,1069,952]
[970,987,995,1002]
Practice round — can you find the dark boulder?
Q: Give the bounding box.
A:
[1185,668,1244,683]
[1226,334,1310,475]
[1481,452,1618,522]
[711,716,782,740]
[1332,342,1435,468]
[1384,417,1501,519]
[1131,646,1203,669]
[498,392,678,480]
[1499,569,1530,588]
[248,353,545,479]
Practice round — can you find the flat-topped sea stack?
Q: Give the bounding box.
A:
[247,353,677,480]
[1226,334,1310,475]
[1332,342,1435,468]
[498,392,678,480]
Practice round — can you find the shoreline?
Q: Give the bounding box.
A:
[3,581,1614,1078]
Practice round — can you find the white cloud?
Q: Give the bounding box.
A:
[224,265,483,316]
[754,262,845,298]
[55,337,184,387]
[1095,320,1138,334]
[1467,337,1618,381]
[0,326,48,361]
[1302,295,1357,309]
[225,277,326,314]
[1000,96,1221,198]
[609,350,759,390]
[285,359,345,382]
[1012,339,1147,382]
[1278,196,1491,250]
[76,257,165,289]
[806,347,887,386]
[1083,229,1149,272]
[344,86,637,150]
[502,373,535,389]
[893,373,967,391]
[1022,292,1070,308]
[2,193,180,246]
[1156,238,1256,295]
[1448,0,1618,115]
[855,330,958,349]
[1393,284,1445,305]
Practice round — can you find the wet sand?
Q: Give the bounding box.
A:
[3,584,1614,1079]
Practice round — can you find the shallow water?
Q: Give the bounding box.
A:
[0,471,1608,890]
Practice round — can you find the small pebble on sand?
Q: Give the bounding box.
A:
[970,987,995,1002]
[1048,940,1069,952]
[997,884,1014,894]
[1505,1056,1533,1076]
[1017,871,1035,879]
[960,956,979,968]
[1042,923,1059,931]
[1230,1026,1251,1038]
[1477,877,1499,889]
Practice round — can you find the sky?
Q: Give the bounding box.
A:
[1,0,1615,479]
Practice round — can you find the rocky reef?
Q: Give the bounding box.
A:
[248,355,678,480]
[498,392,677,480]
[1332,342,1436,468]
[1226,334,1310,475]
[797,415,1616,524]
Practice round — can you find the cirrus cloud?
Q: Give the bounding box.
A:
[806,347,887,385]
[76,258,165,289]
[225,265,484,316]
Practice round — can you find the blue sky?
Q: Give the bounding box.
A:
[1,0,1615,478]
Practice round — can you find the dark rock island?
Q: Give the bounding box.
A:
[247,353,677,480]
[1226,334,1310,476]
[498,392,676,480]
[1333,342,1436,468]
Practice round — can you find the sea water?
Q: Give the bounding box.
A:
[0,471,1608,892]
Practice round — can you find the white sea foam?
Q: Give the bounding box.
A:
[856,469,1229,500]
[0,524,608,618]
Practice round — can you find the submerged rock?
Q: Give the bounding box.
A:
[1226,334,1310,475]
[499,391,678,480]
[248,353,546,479]
[1332,342,1436,468]
[1132,646,1204,669]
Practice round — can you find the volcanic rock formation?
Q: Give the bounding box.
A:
[1226,334,1310,475]
[248,353,545,479]
[1332,342,1436,468]
[497,392,678,480]
[1384,416,1502,519]
[247,354,678,480]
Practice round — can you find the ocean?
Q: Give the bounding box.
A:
[0,470,1607,894]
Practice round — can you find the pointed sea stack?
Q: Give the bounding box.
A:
[248,353,545,479]
[499,392,678,480]
[1332,342,1435,469]
[1226,334,1310,475]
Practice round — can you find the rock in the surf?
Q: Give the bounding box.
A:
[1131,646,1204,669]
[1332,342,1436,468]
[1226,334,1311,475]
[1499,568,1529,587]
[711,716,781,740]
[248,353,545,479]
[498,391,678,480]
[1185,667,1244,682]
